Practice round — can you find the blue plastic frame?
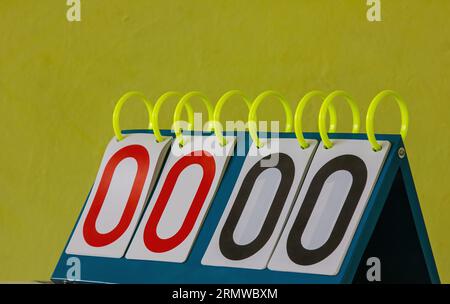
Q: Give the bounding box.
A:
[52,130,440,284]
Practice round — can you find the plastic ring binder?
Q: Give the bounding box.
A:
[248,90,293,148]
[366,90,409,151]
[112,91,153,141]
[213,90,252,146]
[318,90,361,149]
[151,91,195,143]
[295,90,338,149]
[173,91,214,146]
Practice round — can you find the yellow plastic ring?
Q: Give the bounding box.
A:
[248,90,293,148]
[213,90,252,146]
[318,90,361,149]
[366,90,409,151]
[173,91,214,146]
[112,91,153,141]
[295,90,338,149]
[151,92,195,143]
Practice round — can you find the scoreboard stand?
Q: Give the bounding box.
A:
[52,131,439,284]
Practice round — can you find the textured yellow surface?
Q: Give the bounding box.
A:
[0,0,449,282]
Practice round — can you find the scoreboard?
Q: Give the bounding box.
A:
[52,89,440,284]
[52,130,439,284]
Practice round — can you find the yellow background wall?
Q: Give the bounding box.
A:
[1,0,449,282]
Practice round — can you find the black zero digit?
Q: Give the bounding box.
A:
[219,153,295,260]
[286,154,368,265]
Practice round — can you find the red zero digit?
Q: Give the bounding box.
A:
[143,151,216,253]
[83,145,150,247]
